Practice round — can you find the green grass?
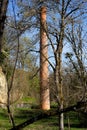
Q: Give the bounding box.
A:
[0,109,11,129]
[22,97,36,103]
[0,108,87,130]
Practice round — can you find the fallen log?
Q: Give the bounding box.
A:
[10,101,87,130]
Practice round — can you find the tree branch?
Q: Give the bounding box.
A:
[65,7,79,18]
[9,101,87,130]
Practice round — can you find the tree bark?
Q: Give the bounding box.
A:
[40,6,50,110]
[0,0,15,128]
[54,1,65,129]
[0,0,8,52]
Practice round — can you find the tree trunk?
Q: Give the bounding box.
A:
[0,0,8,52]
[58,50,64,130]
[68,115,70,130]
[59,105,64,130]
[58,1,65,129]
[0,0,15,128]
[55,61,64,130]
[40,6,50,110]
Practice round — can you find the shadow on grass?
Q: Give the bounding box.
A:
[15,109,43,120]
[0,109,8,119]
[9,108,87,130]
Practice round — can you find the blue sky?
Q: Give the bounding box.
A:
[6,0,87,71]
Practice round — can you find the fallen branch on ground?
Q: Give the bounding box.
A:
[10,101,87,130]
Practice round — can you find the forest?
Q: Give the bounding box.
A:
[0,0,87,130]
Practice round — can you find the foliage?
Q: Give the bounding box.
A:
[28,71,40,104]
[0,51,7,65]
[1,0,87,129]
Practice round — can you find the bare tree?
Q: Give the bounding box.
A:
[46,0,87,129]
[65,24,87,103]
[5,0,87,130]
